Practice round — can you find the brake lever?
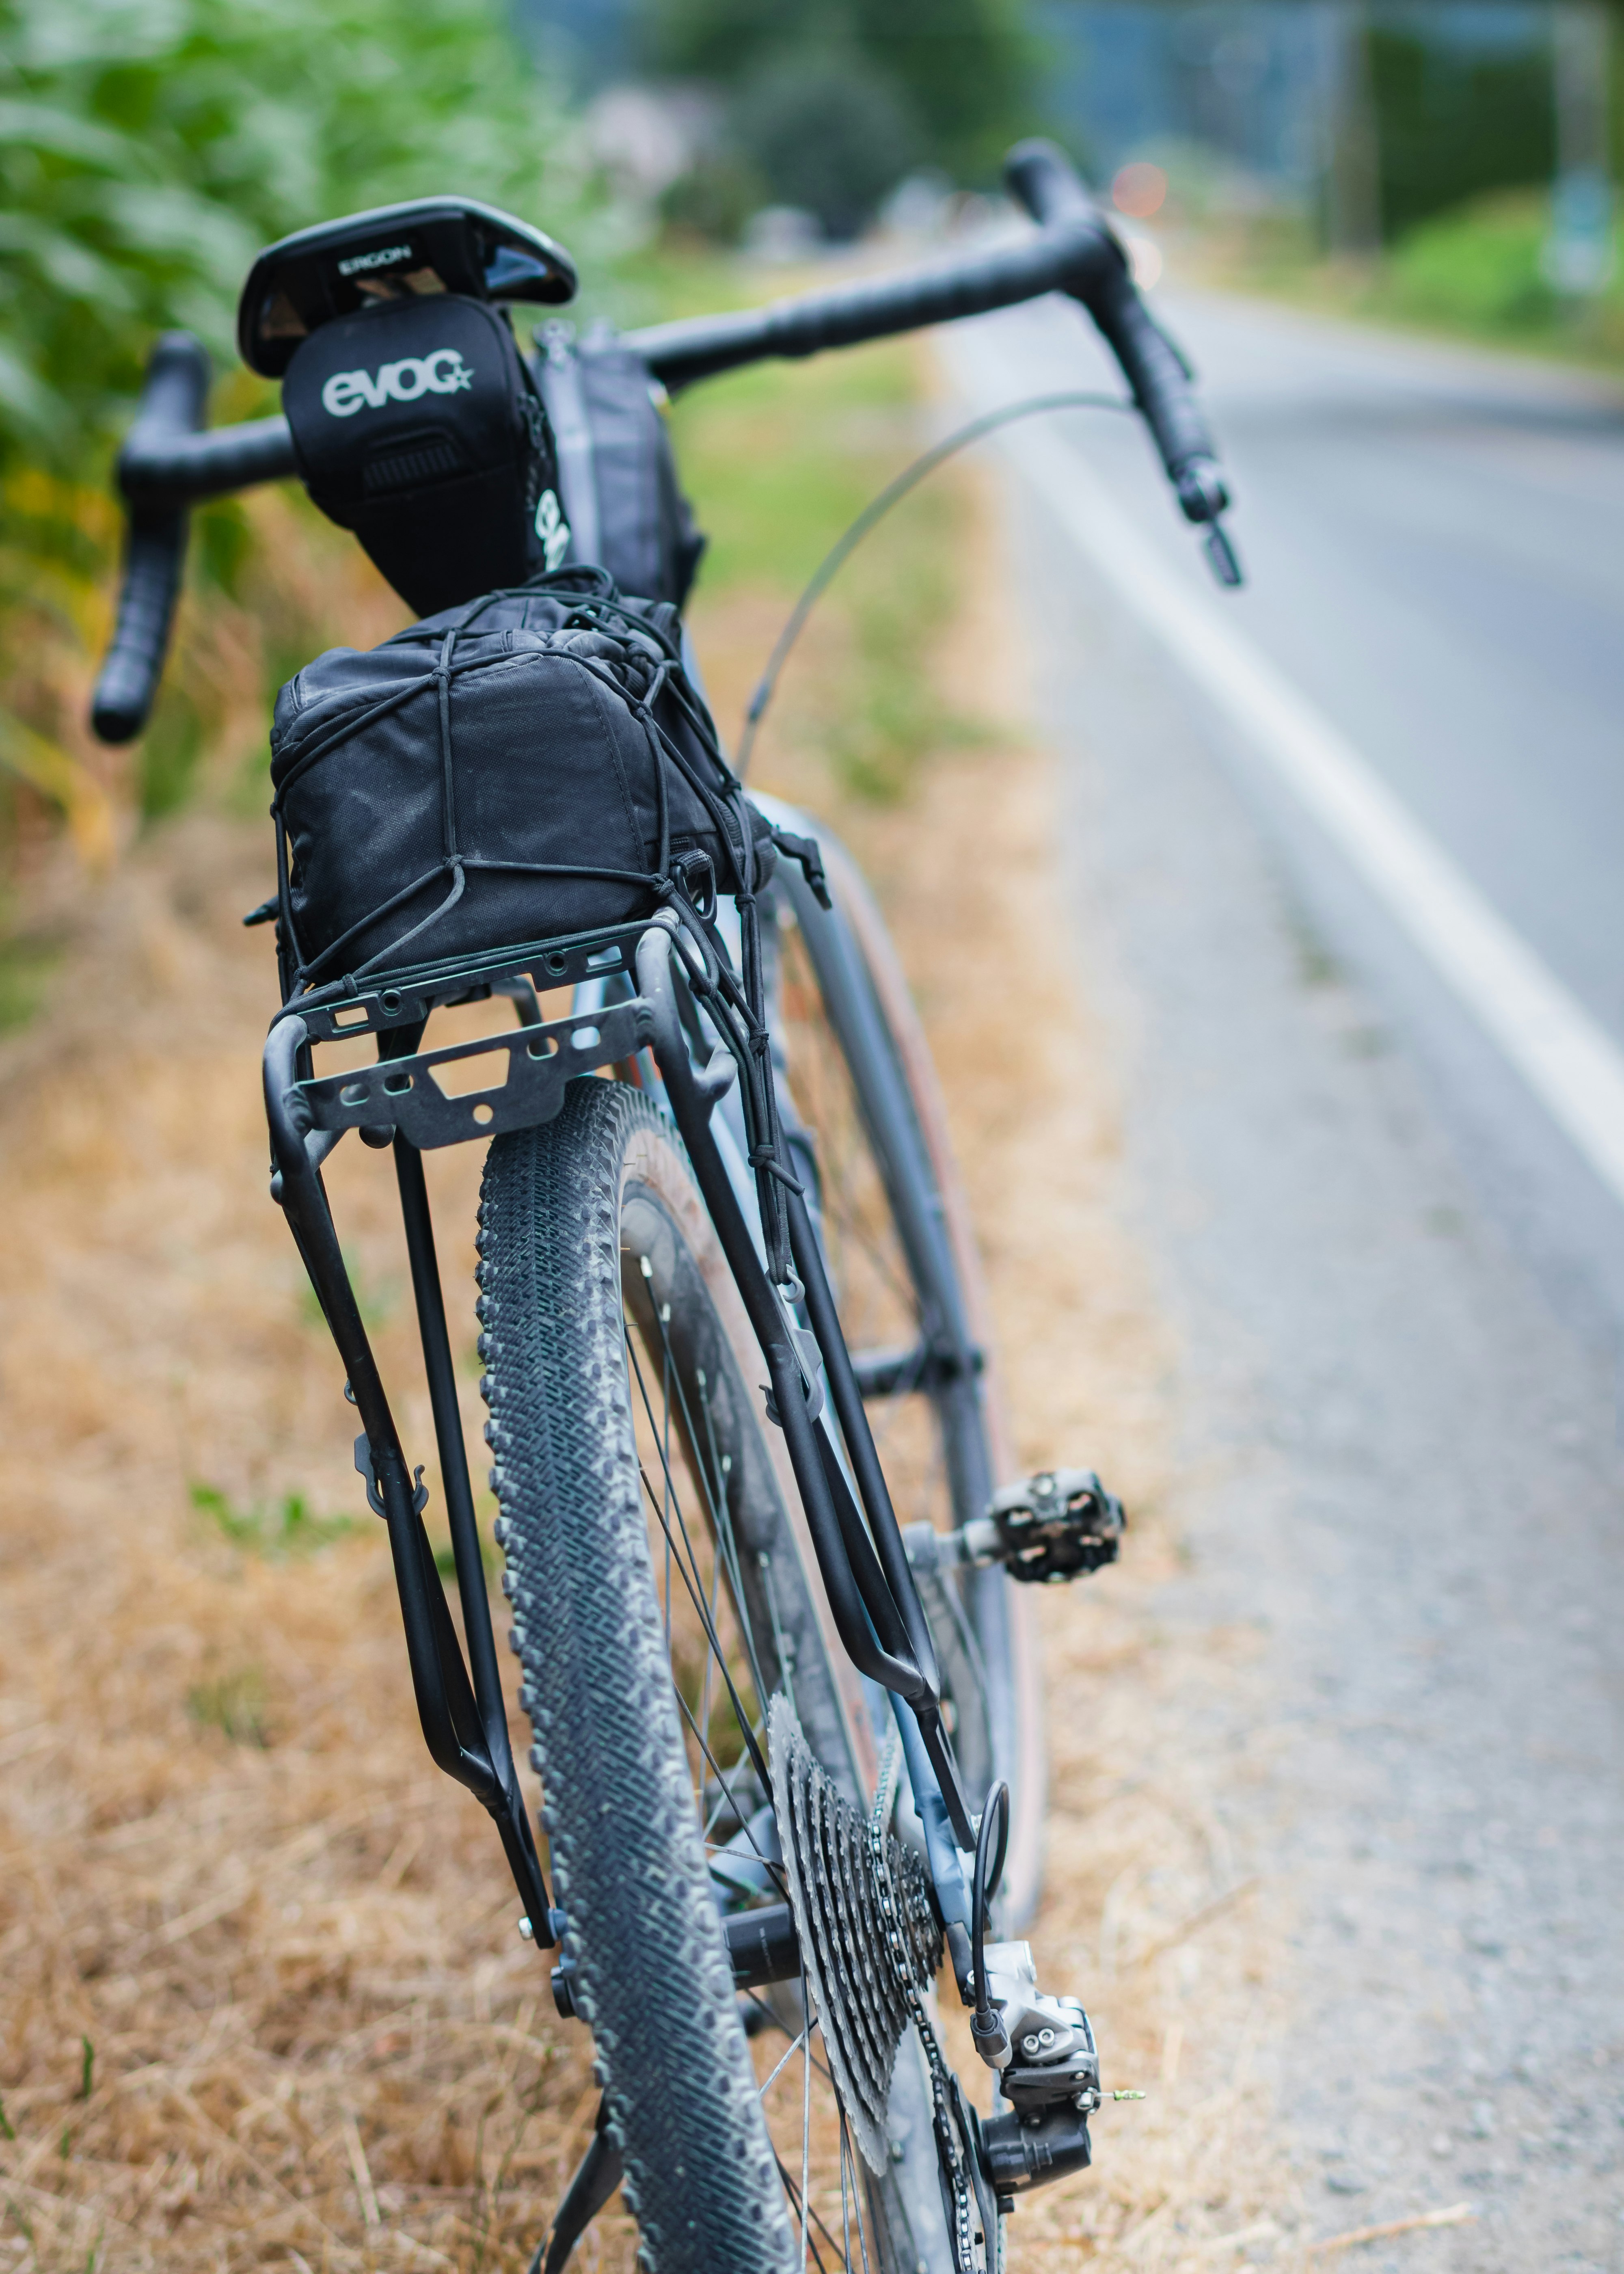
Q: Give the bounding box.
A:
[1204,521,1244,589]
[1174,456,1245,589]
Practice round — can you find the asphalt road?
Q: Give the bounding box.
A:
[937,296,1624,2265]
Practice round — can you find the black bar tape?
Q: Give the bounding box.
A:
[1004,137,1096,228]
[91,332,210,745]
[91,512,191,744]
[1085,267,1225,512]
[625,214,1119,392]
[118,413,296,509]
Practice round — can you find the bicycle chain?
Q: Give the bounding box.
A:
[867,1735,984,2274]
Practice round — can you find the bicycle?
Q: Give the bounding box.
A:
[90,139,1237,2274]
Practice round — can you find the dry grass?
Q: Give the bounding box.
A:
[1,454,1310,2270]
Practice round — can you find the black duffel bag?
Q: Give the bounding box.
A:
[268,568,773,990]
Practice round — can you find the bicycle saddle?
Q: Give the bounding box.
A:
[238,198,577,378]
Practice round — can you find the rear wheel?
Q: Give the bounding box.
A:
[481,801,1047,2270]
[481,1081,951,2271]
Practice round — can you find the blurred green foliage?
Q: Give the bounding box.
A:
[1220,182,1624,372]
[0,0,588,478]
[186,1664,270,1744]
[190,1479,357,1556]
[0,0,591,904]
[1384,188,1624,352]
[733,49,920,241]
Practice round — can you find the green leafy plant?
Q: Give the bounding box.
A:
[186,1665,270,1746]
[189,1480,356,1556]
[0,0,590,481]
[0,0,595,914]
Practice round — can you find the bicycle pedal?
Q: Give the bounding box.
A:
[987,1467,1124,1582]
[904,1466,1124,1584]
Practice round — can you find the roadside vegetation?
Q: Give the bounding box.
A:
[1194,186,1624,369]
[0,0,594,1007]
[1163,7,1624,372]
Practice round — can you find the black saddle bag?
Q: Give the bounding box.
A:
[268,568,774,990]
[282,294,568,618]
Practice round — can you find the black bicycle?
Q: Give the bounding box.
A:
[91,140,1236,2274]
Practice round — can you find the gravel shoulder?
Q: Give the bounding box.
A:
[1002,456,1624,2271]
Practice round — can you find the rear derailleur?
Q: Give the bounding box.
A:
[968,1937,1109,2204]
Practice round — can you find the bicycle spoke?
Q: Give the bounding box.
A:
[628,1321,759,1720]
[801,1965,813,2273]
[739,1993,838,2087]
[627,1324,706,1637]
[772,2150,842,2274]
[636,1451,773,1808]
[695,1366,752,1631]
[840,2111,874,2274]
[631,1299,773,1722]
[758,2025,808,2101]
[663,1645,787,1900]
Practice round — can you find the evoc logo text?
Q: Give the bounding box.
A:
[321,350,475,418]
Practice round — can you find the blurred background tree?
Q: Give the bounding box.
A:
[635,0,1038,237]
[1369,13,1556,240]
[1025,3,1619,343]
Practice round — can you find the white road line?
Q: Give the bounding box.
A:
[941,326,1624,1211]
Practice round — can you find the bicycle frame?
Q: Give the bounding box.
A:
[262,881,977,1975]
